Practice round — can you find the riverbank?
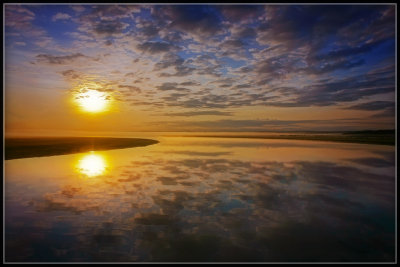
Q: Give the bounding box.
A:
[173,130,395,146]
[5,137,159,160]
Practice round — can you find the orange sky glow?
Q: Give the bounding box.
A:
[4,4,396,136]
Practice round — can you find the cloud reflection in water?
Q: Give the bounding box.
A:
[4,139,395,262]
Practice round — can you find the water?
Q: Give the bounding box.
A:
[4,137,396,262]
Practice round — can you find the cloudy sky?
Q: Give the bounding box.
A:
[4,4,396,134]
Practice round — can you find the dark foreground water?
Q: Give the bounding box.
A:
[5,137,396,262]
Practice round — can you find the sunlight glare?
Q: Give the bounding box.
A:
[77,152,107,177]
[76,89,108,113]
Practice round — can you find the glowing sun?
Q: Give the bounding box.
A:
[76,89,109,113]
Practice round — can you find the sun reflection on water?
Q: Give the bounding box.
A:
[76,152,108,177]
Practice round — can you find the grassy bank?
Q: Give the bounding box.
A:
[181,130,396,146]
[5,137,159,160]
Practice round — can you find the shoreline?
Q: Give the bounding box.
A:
[168,133,395,146]
[4,132,395,160]
[5,137,159,160]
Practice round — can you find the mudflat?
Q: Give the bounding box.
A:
[5,137,159,160]
[180,130,395,146]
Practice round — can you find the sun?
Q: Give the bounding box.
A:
[72,81,113,113]
[76,89,109,113]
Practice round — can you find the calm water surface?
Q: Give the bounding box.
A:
[5,137,396,262]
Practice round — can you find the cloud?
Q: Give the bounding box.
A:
[90,5,141,20]
[186,119,321,128]
[368,107,396,118]
[179,81,200,86]
[300,70,395,106]
[36,53,88,65]
[153,53,184,71]
[5,5,35,31]
[347,157,394,168]
[52,12,72,21]
[6,5,34,17]
[336,6,395,46]
[118,84,142,93]
[345,101,395,111]
[230,26,257,39]
[312,40,387,62]
[156,83,189,92]
[220,38,246,50]
[305,59,365,75]
[93,20,129,35]
[256,6,315,48]
[14,41,26,46]
[219,5,264,22]
[178,95,230,109]
[61,69,83,80]
[5,4,396,133]
[164,111,233,117]
[254,5,395,80]
[135,18,160,38]
[151,115,394,132]
[232,84,251,90]
[160,151,232,157]
[160,65,196,77]
[161,93,189,102]
[24,149,394,261]
[345,101,395,119]
[5,5,43,37]
[195,66,222,78]
[136,41,177,54]
[255,54,300,79]
[159,30,184,43]
[70,5,86,13]
[152,53,196,77]
[154,5,223,40]
[262,64,395,108]
[74,5,141,38]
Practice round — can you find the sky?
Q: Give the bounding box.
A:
[4,4,396,134]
